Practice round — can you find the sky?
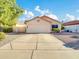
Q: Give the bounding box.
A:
[16,0,79,23]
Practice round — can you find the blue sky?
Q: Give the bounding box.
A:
[16,0,79,22]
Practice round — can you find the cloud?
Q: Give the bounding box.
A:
[35,5,51,15]
[46,13,58,20]
[66,14,76,20]
[35,5,47,15]
[28,11,34,17]
[24,10,34,19]
[19,10,34,23]
[35,6,41,12]
[24,10,28,14]
[35,5,58,20]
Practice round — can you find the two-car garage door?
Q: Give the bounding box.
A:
[26,23,51,33]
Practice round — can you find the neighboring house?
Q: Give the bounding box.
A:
[63,20,79,33]
[13,24,26,33]
[24,16,61,33]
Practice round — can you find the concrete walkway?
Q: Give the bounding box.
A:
[0,34,79,59]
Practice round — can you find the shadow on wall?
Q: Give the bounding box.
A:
[64,40,79,50]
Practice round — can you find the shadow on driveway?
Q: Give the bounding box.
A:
[53,32,79,50]
[64,40,79,50]
[7,33,27,35]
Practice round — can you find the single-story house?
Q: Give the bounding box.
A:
[13,16,61,33]
[63,20,79,33]
[24,16,61,33]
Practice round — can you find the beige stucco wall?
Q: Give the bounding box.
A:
[64,25,79,32]
[45,18,61,30]
[26,18,52,33]
[13,24,26,33]
[52,22,61,30]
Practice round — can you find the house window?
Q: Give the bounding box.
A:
[52,25,58,28]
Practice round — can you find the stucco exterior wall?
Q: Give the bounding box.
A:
[42,18,61,30]
[25,17,61,33]
[26,18,52,33]
[64,25,79,32]
[13,25,26,33]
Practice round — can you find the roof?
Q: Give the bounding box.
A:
[24,15,61,24]
[24,16,39,23]
[40,16,61,23]
[63,20,79,26]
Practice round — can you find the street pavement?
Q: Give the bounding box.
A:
[0,34,79,59]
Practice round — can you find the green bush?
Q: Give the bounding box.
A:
[0,32,6,40]
[3,27,13,33]
[52,28,60,33]
[61,25,65,30]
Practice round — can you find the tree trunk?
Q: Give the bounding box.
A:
[0,24,3,32]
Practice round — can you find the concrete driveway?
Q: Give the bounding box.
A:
[0,34,79,59]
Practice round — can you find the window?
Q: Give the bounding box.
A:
[52,25,58,28]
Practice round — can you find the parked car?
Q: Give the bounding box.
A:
[64,30,72,33]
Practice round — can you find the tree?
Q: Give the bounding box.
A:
[0,0,24,25]
[61,24,65,30]
[0,0,24,32]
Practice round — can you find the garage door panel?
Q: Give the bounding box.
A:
[26,18,52,33]
[26,24,51,33]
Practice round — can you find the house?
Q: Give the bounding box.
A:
[63,20,79,33]
[24,16,61,33]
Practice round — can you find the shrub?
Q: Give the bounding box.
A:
[52,28,60,33]
[0,32,6,40]
[61,26,65,30]
[3,26,13,33]
[61,25,65,30]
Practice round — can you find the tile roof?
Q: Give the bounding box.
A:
[24,15,61,24]
[40,15,61,23]
[63,20,79,26]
